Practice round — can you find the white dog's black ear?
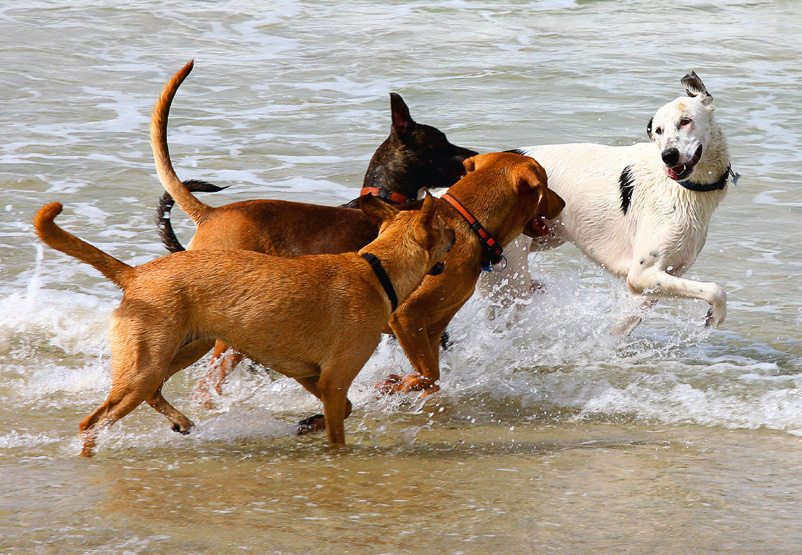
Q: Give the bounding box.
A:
[681,71,713,106]
[647,117,654,140]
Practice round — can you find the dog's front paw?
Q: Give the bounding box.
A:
[704,305,726,328]
[373,374,405,395]
[297,414,326,435]
[171,421,194,435]
[374,373,436,395]
[705,288,727,327]
[418,383,440,398]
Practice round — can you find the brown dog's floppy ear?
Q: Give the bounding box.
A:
[390,93,416,136]
[514,160,546,194]
[537,187,565,220]
[463,155,479,174]
[514,160,565,219]
[360,194,400,225]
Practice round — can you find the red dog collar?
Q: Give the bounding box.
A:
[441,192,504,270]
[360,187,413,205]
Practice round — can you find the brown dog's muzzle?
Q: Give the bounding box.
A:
[523,215,551,238]
[523,187,565,238]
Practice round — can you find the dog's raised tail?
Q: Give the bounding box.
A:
[34,203,134,289]
[150,59,212,225]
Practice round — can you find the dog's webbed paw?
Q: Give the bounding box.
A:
[297,414,326,435]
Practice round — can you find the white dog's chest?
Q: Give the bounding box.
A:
[524,143,724,278]
[632,181,724,271]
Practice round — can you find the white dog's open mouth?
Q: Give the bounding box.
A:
[666,145,703,181]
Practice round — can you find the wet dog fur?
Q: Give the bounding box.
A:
[492,72,732,333]
[34,194,455,456]
[151,61,476,401]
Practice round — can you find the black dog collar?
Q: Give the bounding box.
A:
[441,192,505,271]
[361,253,398,311]
[678,165,739,192]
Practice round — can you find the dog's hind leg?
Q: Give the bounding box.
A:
[192,340,243,408]
[79,369,164,457]
[114,337,214,440]
[171,337,216,375]
[80,342,208,456]
[294,374,353,436]
[146,387,194,434]
[610,298,656,336]
[79,395,144,457]
[78,320,199,456]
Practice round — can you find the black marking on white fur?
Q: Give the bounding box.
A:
[505,148,528,155]
[619,166,635,214]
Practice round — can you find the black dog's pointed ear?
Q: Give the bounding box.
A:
[681,71,713,106]
[390,92,415,136]
[360,193,399,225]
[647,117,654,140]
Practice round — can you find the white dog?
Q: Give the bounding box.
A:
[487,72,737,333]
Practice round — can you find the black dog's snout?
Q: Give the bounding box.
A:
[457,147,479,159]
[661,148,680,166]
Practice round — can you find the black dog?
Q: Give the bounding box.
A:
[156,91,476,252]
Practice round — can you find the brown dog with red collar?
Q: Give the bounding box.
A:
[34,194,455,456]
[377,151,565,395]
[151,61,476,402]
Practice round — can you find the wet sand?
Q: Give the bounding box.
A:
[3,414,801,554]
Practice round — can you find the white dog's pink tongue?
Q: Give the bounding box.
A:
[666,167,679,180]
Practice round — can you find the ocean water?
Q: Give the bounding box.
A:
[1,1,801,553]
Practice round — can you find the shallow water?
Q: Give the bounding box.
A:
[1,1,801,553]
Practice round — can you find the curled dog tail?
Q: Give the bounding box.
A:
[34,203,134,289]
[150,59,212,225]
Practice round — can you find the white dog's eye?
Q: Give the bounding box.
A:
[680,118,692,128]
[655,126,663,135]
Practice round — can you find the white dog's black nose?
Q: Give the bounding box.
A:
[661,148,680,166]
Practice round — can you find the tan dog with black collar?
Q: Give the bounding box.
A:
[152,60,476,404]
[34,194,454,456]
